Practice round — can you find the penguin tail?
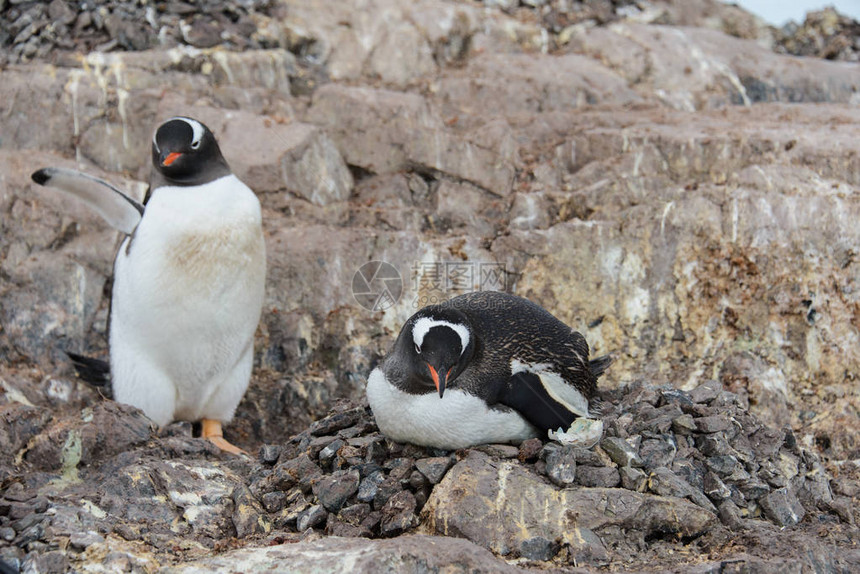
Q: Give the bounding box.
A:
[589,354,613,379]
[65,352,113,398]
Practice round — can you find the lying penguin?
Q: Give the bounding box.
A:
[366,290,610,449]
[32,117,266,455]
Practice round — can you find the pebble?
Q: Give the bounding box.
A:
[695,415,733,434]
[671,414,697,435]
[296,505,327,531]
[576,466,620,488]
[600,437,642,468]
[703,472,732,502]
[706,455,739,477]
[356,471,385,503]
[379,491,416,537]
[414,457,454,484]
[312,468,360,513]
[545,446,577,487]
[619,466,647,492]
[759,487,805,527]
[639,438,677,469]
[520,536,560,561]
[258,444,283,465]
[518,438,543,462]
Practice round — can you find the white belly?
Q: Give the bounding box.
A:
[109,175,266,425]
[366,368,540,450]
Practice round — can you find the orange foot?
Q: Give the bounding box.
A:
[201,418,249,456]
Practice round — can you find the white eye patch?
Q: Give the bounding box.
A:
[412,317,470,356]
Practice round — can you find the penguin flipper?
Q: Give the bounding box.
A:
[65,352,113,399]
[32,167,144,235]
[498,371,578,434]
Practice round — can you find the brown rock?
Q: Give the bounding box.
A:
[421,452,715,556]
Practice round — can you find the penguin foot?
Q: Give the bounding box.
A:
[201,418,248,456]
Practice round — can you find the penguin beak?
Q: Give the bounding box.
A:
[426,364,453,399]
[161,152,182,166]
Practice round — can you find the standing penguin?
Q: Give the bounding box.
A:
[32,117,266,455]
[366,291,610,449]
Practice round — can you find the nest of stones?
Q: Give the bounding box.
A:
[247,378,850,540]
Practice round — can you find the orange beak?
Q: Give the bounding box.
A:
[162,152,182,166]
[426,364,453,398]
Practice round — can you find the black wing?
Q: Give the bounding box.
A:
[498,371,579,433]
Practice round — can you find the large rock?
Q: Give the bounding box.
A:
[420,451,716,559]
[167,535,524,573]
[307,85,516,194]
[437,52,642,115]
[565,23,860,110]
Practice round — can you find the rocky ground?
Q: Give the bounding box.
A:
[1,0,859,572]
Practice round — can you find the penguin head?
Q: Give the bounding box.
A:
[407,309,474,398]
[151,117,229,185]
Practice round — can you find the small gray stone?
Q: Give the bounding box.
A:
[296,505,328,531]
[258,444,283,465]
[379,490,417,537]
[25,551,68,573]
[546,446,577,487]
[12,513,44,533]
[319,439,345,465]
[697,433,732,457]
[717,500,744,529]
[364,439,387,464]
[688,489,718,513]
[738,478,770,501]
[620,466,647,492]
[309,408,363,436]
[706,455,738,477]
[69,530,105,551]
[828,496,855,525]
[415,457,454,484]
[704,472,732,502]
[520,536,560,561]
[572,447,605,466]
[690,380,722,404]
[600,437,643,468]
[760,487,805,527]
[749,427,785,459]
[312,468,360,513]
[648,467,692,498]
[576,466,620,488]
[372,477,403,510]
[357,471,385,503]
[15,522,44,546]
[672,414,697,435]
[339,503,371,526]
[0,527,15,542]
[695,415,733,434]
[797,474,833,510]
[261,491,287,513]
[639,438,677,469]
[660,389,694,406]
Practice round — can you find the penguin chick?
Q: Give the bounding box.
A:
[32,117,266,455]
[367,291,610,449]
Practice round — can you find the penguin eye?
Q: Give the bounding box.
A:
[190,139,201,150]
[414,344,421,354]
